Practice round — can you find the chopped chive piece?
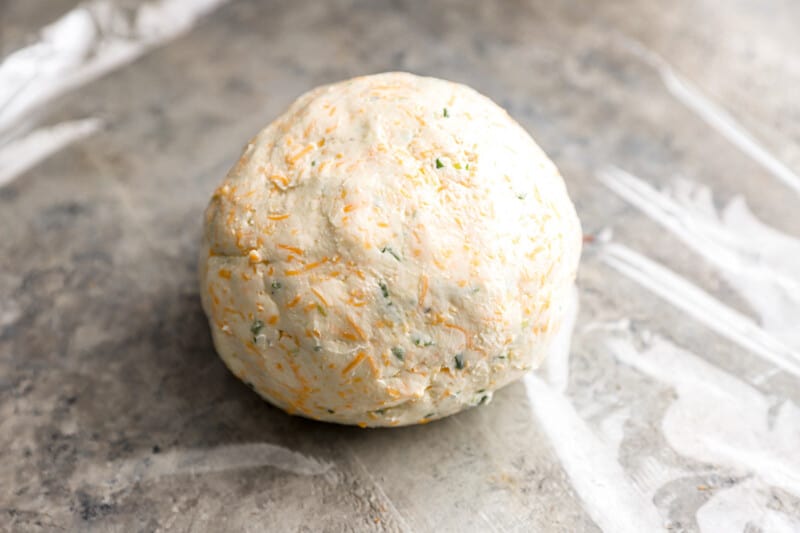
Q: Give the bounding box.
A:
[327,409,335,414]
[517,192,527,200]
[424,413,435,419]
[380,246,401,261]
[379,281,390,299]
[412,336,435,347]
[313,345,322,352]
[374,408,387,415]
[443,108,449,117]
[435,158,444,169]
[250,319,264,342]
[465,163,470,170]
[391,347,405,360]
[316,304,327,316]
[478,395,489,405]
[311,160,316,166]
[271,280,282,294]
[454,353,465,370]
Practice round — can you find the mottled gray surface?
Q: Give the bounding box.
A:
[2,0,800,531]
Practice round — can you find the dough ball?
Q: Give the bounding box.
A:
[200,72,581,427]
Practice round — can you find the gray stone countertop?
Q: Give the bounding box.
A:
[2,1,800,531]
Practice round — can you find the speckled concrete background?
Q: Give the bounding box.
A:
[2,1,800,531]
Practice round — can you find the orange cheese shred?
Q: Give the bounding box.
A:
[341,351,367,376]
[277,243,304,255]
[345,314,367,341]
[285,145,313,166]
[445,322,472,348]
[310,287,329,306]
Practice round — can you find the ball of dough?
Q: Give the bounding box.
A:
[200,72,581,427]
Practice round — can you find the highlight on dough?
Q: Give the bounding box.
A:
[200,72,581,427]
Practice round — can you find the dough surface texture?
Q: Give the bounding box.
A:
[200,72,581,427]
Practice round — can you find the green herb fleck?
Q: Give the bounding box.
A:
[424,412,435,419]
[443,108,449,118]
[271,280,282,294]
[311,160,316,166]
[380,246,401,261]
[313,345,322,352]
[435,158,444,169]
[454,353,465,370]
[477,388,486,393]
[517,192,527,200]
[379,281,390,299]
[250,320,264,342]
[391,347,405,361]
[316,304,327,317]
[327,409,335,414]
[373,408,387,415]
[478,395,489,405]
[465,163,470,170]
